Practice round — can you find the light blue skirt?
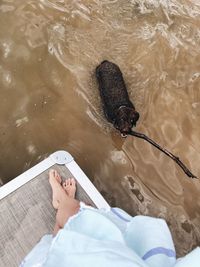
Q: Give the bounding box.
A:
[20,203,200,267]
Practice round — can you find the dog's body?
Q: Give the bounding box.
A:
[96,60,139,134]
[95,61,196,178]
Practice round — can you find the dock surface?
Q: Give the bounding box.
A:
[0,160,105,267]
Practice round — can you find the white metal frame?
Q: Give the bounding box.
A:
[0,151,110,210]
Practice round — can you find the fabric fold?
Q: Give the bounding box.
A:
[21,207,200,267]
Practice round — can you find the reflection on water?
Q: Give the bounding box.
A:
[0,0,200,255]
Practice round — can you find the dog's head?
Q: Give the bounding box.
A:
[114,107,139,134]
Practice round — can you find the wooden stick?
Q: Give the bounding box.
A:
[129,130,197,179]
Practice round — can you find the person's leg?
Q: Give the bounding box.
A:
[53,222,61,236]
[55,194,79,234]
[49,170,80,236]
[53,178,78,236]
[49,169,63,209]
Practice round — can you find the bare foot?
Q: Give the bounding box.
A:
[49,169,65,209]
[62,178,76,199]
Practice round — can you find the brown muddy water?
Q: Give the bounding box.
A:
[0,0,200,256]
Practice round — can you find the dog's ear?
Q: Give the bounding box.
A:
[130,110,139,125]
[113,117,120,130]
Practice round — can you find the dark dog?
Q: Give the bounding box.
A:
[96,60,139,134]
[95,60,196,178]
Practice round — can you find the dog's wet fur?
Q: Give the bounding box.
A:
[96,60,139,134]
[95,61,197,178]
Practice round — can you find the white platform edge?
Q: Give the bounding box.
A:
[67,161,110,210]
[0,157,54,200]
[0,151,110,210]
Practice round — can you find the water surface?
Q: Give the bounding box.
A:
[0,0,200,255]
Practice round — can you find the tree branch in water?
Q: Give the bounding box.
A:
[129,130,197,179]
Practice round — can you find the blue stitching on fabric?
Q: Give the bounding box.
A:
[142,247,176,260]
[111,208,131,222]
